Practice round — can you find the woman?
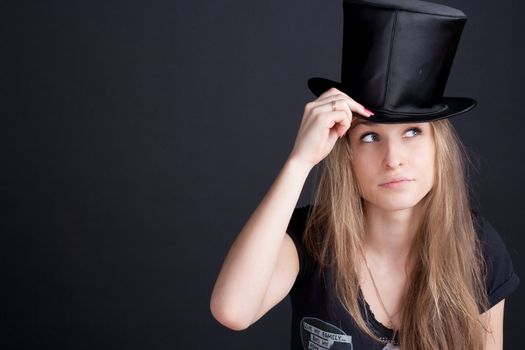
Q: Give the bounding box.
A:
[210,0,519,349]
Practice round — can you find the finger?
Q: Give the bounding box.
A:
[308,96,351,120]
[317,87,343,99]
[327,99,353,132]
[321,89,363,112]
[322,110,352,136]
[316,94,373,118]
[339,97,373,118]
[321,98,361,134]
[313,97,353,120]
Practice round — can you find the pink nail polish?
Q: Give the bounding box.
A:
[364,108,374,115]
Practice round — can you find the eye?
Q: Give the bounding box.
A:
[403,127,421,138]
[360,132,379,143]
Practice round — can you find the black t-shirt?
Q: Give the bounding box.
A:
[286,204,520,350]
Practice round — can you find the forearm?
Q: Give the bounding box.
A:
[210,157,311,328]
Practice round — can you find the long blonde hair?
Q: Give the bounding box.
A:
[302,119,491,350]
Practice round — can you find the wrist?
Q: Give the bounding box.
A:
[285,156,314,176]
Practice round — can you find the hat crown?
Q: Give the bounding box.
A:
[340,0,467,115]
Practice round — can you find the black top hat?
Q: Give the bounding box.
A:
[308,0,476,123]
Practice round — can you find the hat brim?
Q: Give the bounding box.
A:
[307,77,476,123]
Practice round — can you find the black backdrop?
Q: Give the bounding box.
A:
[2,0,523,348]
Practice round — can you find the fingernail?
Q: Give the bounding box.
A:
[364,108,374,116]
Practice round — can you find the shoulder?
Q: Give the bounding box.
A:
[287,204,314,236]
[470,210,520,308]
[471,210,516,262]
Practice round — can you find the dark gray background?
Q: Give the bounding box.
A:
[2,0,523,348]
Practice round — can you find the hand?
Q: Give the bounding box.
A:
[288,87,373,168]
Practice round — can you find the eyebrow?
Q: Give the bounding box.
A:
[350,119,375,131]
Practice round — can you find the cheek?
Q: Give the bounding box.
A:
[415,142,436,188]
[350,151,378,194]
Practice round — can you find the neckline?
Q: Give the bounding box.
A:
[358,287,398,342]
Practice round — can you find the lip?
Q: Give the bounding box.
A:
[379,177,414,187]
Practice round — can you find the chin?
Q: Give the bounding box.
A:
[364,192,429,212]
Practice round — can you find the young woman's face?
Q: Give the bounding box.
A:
[348,120,435,212]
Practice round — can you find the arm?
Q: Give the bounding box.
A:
[482,299,505,350]
[209,87,367,331]
[209,157,312,330]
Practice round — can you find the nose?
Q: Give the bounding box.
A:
[383,139,403,169]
